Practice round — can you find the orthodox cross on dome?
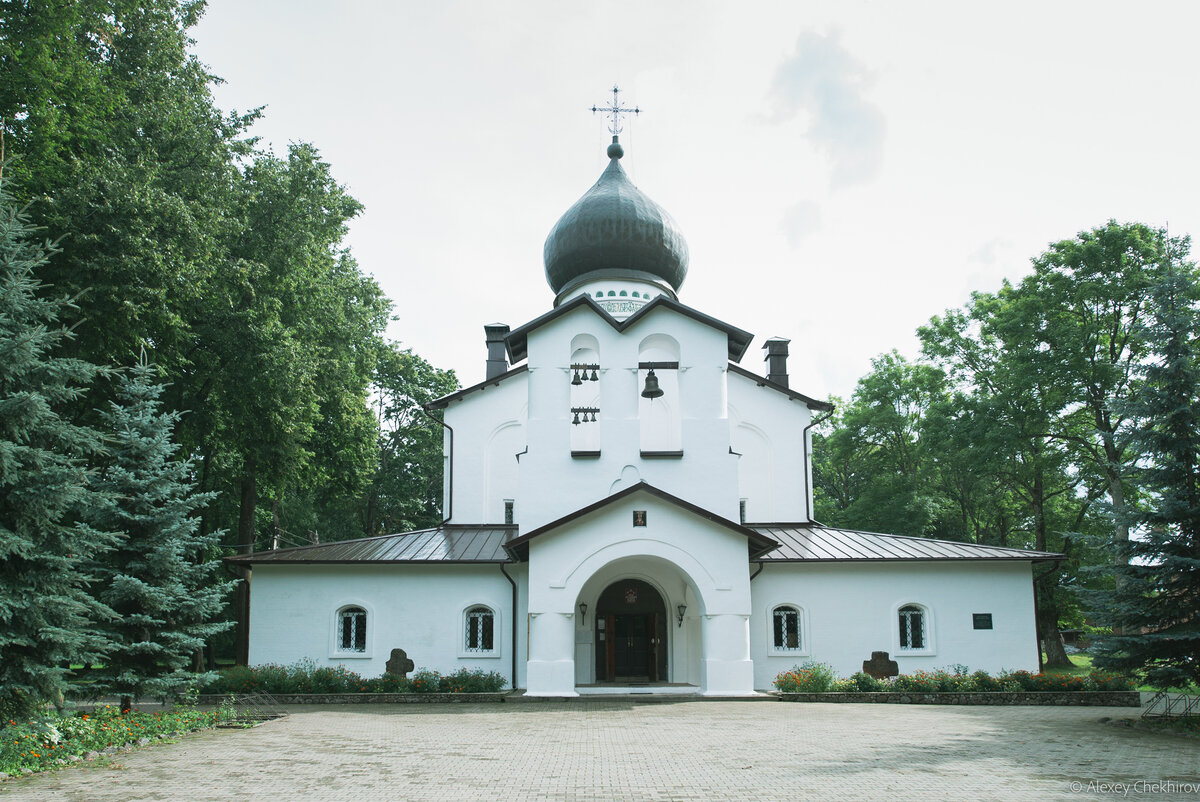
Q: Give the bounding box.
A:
[591,85,640,135]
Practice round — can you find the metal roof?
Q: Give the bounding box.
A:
[750,524,1062,563]
[223,525,515,565]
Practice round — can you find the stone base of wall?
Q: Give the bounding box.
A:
[195,692,508,705]
[776,691,1141,706]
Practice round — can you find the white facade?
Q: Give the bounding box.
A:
[237,137,1052,694]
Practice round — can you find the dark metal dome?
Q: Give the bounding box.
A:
[543,143,689,296]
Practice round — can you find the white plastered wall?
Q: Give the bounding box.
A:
[517,305,740,532]
[523,491,756,696]
[727,371,814,523]
[748,560,1039,689]
[247,564,516,686]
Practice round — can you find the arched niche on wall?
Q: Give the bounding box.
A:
[485,420,524,523]
[569,334,601,454]
[638,334,681,453]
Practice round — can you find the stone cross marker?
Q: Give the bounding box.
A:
[386,648,415,678]
[862,650,899,679]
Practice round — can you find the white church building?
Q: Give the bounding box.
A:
[230,123,1057,696]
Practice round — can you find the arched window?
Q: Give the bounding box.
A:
[772,605,802,652]
[898,605,926,650]
[465,606,495,653]
[338,606,367,653]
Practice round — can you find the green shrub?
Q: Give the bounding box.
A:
[0,703,236,777]
[773,662,837,693]
[970,670,1002,691]
[1086,671,1133,691]
[849,672,882,692]
[199,660,506,695]
[892,671,941,693]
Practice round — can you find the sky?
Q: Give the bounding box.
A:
[190,0,1200,400]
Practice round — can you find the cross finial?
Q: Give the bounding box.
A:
[590,85,640,136]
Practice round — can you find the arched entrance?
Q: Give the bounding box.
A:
[594,579,668,682]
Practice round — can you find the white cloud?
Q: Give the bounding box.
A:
[781,200,822,246]
[770,31,886,188]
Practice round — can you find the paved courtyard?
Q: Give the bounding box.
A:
[6,700,1198,801]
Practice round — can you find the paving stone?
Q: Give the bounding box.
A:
[5,702,1199,800]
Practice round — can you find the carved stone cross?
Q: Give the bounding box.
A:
[862,650,899,679]
[386,648,415,678]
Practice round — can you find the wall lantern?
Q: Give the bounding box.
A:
[641,369,664,399]
[579,602,588,626]
[676,603,687,628]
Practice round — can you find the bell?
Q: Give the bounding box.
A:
[572,410,581,425]
[571,369,583,386]
[589,367,599,382]
[589,410,598,422]
[641,369,664,399]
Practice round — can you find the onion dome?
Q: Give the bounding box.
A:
[543,138,689,298]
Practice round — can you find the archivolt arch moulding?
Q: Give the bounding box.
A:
[550,539,732,615]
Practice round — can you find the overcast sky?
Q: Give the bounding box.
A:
[191,1,1200,400]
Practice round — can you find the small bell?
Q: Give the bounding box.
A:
[590,367,599,382]
[571,369,583,386]
[641,369,664,399]
[572,410,581,425]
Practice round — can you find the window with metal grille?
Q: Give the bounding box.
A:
[898,605,925,649]
[465,606,495,653]
[338,607,367,652]
[772,605,801,651]
[504,500,514,525]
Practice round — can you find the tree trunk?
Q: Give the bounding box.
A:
[1041,615,1073,669]
[120,695,132,714]
[235,472,256,666]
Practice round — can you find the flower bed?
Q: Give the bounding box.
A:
[199,660,507,696]
[773,662,1138,705]
[0,703,238,779]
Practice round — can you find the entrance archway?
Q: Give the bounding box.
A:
[594,579,668,682]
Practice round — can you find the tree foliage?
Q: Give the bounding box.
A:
[87,357,233,705]
[815,222,1189,669]
[0,182,114,716]
[1089,245,1200,687]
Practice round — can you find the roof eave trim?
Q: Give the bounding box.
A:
[504,295,754,364]
[425,365,529,411]
[727,364,834,411]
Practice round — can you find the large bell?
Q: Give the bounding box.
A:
[641,369,664,399]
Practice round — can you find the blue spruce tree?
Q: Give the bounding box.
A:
[0,179,115,717]
[88,355,233,708]
[1090,243,1200,689]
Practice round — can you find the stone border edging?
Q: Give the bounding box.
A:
[776,690,1141,706]
[195,692,508,705]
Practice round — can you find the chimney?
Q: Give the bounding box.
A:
[485,324,510,379]
[763,338,790,388]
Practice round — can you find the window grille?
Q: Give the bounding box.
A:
[772,605,801,651]
[898,605,925,649]
[339,607,367,652]
[465,606,495,653]
[504,500,514,525]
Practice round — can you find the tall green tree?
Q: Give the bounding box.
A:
[1089,247,1200,687]
[0,0,255,383]
[362,344,458,536]
[87,356,232,709]
[0,182,114,716]
[1024,222,1179,547]
[921,287,1095,667]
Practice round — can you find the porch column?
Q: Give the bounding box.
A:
[524,611,578,696]
[700,613,755,695]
